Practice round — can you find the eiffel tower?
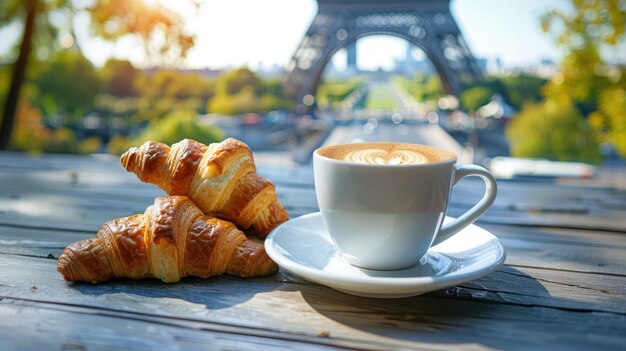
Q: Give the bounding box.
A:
[284,0,482,112]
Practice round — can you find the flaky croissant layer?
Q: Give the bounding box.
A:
[57,196,278,284]
[121,138,288,238]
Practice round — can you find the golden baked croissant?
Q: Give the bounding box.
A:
[57,196,278,284]
[120,138,288,238]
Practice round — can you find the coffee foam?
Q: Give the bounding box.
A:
[344,148,427,165]
[317,142,455,165]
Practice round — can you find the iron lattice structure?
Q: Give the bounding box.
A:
[284,0,482,112]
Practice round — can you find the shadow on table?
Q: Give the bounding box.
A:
[68,275,289,310]
[301,267,553,349]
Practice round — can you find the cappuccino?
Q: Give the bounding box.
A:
[316,142,454,165]
[313,141,497,270]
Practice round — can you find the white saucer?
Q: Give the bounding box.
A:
[266,212,506,298]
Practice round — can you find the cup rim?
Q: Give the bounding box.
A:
[314,142,458,168]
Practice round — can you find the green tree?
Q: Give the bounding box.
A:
[539,0,626,157]
[132,110,224,147]
[107,110,224,155]
[461,86,494,111]
[0,0,38,149]
[34,50,101,123]
[100,59,140,97]
[208,86,262,115]
[507,101,601,163]
[0,0,196,149]
[589,84,626,156]
[216,67,261,95]
[128,68,214,122]
[500,74,547,110]
[423,75,443,101]
[135,69,214,100]
[207,68,288,115]
[461,74,546,111]
[43,127,78,154]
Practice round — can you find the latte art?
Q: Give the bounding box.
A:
[316,142,455,165]
[345,148,428,165]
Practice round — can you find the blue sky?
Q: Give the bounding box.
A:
[2,0,616,70]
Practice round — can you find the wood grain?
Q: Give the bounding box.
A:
[1,152,626,350]
[1,254,625,351]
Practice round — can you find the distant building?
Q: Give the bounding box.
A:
[256,64,286,78]
[486,57,557,78]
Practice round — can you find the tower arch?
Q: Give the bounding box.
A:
[284,0,482,112]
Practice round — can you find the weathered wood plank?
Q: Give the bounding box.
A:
[3,220,626,284]
[0,255,625,351]
[488,224,626,276]
[3,242,626,312]
[1,183,624,237]
[2,152,626,350]
[458,265,626,313]
[2,153,626,232]
[3,234,626,315]
[2,176,625,234]
[4,210,626,276]
[0,300,354,351]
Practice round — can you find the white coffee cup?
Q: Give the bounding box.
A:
[313,142,497,270]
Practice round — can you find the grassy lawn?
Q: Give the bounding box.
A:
[316,78,364,108]
[392,74,443,103]
[364,83,400,110]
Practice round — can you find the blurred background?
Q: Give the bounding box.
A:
[0,0,624,180]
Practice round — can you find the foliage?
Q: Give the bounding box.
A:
[506,101,601,163]
[215,67,260,96]
[589,83,626,156]
[209,86,262,115]
[135,69,214,100]
[137,97,202,122]
[364,84,399,110]
[538,0,626,157]
[207,68,288,115]
[316,78,364,108]
[100,59,140,97]
[107,134,133,155]
[422,74,443,101]
[93,65,217,125]
[34,50,101,123]
[8,99,100,155]
[392,74,443,103]
[0,0,69,61]
[0,0,197,149]
[9,101,49,153]
[500,74,547,110]
[259,94,285,112]
[460,74,547,112]
[392,76,417,99]
[94,94,139,116]
[459,75,545,111]
[43,127,77,154]
[540,0,625,104]
[77,136,102,154]
[131,110,223,149]
[88,0,195,66]
[461,86,494,111]
[2,2,290,154]
[261,79,285,97]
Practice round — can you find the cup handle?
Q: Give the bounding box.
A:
[432,164,497,246]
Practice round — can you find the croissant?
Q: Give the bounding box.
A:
[120,138,288,238]
[57,196,278,284]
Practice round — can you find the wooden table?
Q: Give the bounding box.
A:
[1,151,625,350]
